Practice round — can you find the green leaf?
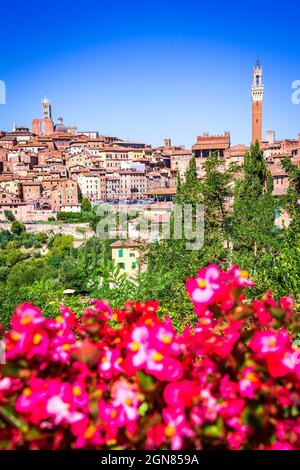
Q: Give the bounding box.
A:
[0,405,29,433]
[136,371,155,390]
[138,401,149,416]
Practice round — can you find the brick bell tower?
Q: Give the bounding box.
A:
[251,60,264,144]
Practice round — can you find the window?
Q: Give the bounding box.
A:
[129,252,135,258]
[118,249,123,257]
[132,261,137,269]
[118,262,125,269]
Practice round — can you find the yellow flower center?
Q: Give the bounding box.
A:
[84,425,96,439]
[197,278,207,289]
[245,372,256,382]
[199,318,210,325]
[72,385,82,397]
[11,331,21,341]
[125,398,133,406]
[130,341,140,352]
[33,333,42,345]
[152,351,164,362]
[23,388,32,397]
[110,409,117,418]
[56,315,64,324]
[101,356,108,363]
[165,425,176,437]
[268,338,277,347]
[240,270,249,278]
[162,335,172,344]
[20,315,32,325]
[62,344,71,351]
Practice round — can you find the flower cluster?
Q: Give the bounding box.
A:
[0,265,300,449]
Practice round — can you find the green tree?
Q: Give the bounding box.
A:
[281,156,300,231]
[11,221,25,235]
[6,259,45,289]
[137,153,236,325]
[81,198,92,212]
[199,154,237,265]
[175,155,201,206]
[232,141,276,260]
[4,210,15,222]
[58,257,87,291]
[48,234,74,253]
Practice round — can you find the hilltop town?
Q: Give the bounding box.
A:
[0,61,299,224]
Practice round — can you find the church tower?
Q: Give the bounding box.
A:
[251,60,264,144]
[42,96,52,119]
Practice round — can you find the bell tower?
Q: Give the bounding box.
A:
[251,60,264,144]
[42,96,52,119]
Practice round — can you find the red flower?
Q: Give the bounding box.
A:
[164,380,199,409]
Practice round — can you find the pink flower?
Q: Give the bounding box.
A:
[186,265,221,310]
[227,429,247,449]
[99,401,124,427]
[15,377,48,418]
[146,423,165,449]
[128,326,149,368]
[250,329,290,357]
[128,325,183,381]
[280,296,294,312]
[111,379,140,422]
[220,375,238,399]
[228,266,254,288]
[92,299,113,319]
[99,348,123,379]
[163,407,194,450]
[50,330,76,362]
[152,319,181,356]
[202,322,241,359]
[271,441,294,450]
[199,389,220,422]
[145,352,183,382]
[64,381,90,409]
[27,330,49,358]
[219,397,245,419]
[46,395,84,425]
[164,380,199,409]
[11,303,45,331]
[250,329,293,377]
[238,366,260,399]
[252,301,272,327]
[0,377,12,391]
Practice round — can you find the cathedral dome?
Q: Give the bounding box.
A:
[54,117,67,132]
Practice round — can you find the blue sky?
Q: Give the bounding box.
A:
[0,0,299,147]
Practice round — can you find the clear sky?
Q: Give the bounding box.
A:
[0,0,299,147]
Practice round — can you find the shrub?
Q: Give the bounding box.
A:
[11,221,25,236]
[0,265,300,450]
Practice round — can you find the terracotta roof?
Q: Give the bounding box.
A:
[110,240,142,249]
[146,187,176,195]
